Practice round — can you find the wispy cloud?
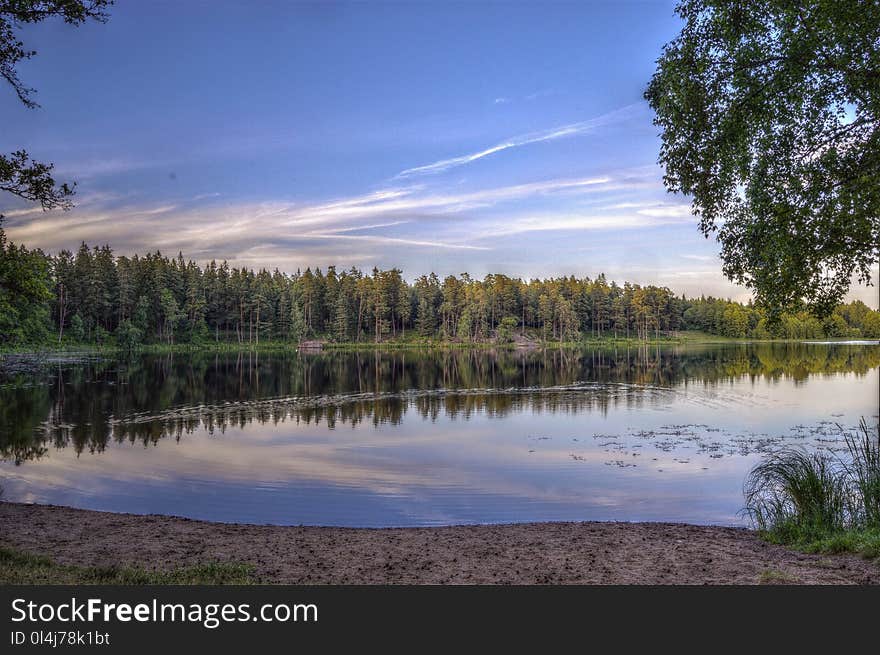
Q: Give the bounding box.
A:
[636,205,693,219]
[492,89,554,106]
[4,167,663,263]
[473,208,693,240]
[524,89,555,101]
[52,156,157,179]
[294,234,490,251]
[395,103,641,178]
[317,220,411,234]
[274,175,614,228]
[0,206,45,220]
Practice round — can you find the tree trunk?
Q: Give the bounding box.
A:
[57,285,66,344]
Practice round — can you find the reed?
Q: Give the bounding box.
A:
[744,418,880,556]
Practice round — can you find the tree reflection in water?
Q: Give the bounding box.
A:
[1,343,878,464]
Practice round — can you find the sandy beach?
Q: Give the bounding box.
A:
[1,502,877,584]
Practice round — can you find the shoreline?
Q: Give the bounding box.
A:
[2,502,877,584]
[0,338,688,357]
[2,335,874,359]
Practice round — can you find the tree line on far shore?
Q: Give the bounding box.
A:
[2,229,879,348]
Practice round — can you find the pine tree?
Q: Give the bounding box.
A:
[333,293,348,341]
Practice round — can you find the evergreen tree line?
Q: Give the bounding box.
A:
[2,230,879,347]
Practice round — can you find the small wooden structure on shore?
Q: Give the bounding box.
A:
[511,333,540,350]
[297,340,324,351]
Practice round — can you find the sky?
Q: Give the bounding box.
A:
[1,0,877,307]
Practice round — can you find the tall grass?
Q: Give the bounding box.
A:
[843,419,880,528]
[744,418,880,553]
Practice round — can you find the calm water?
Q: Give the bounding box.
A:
[1,343,878,527]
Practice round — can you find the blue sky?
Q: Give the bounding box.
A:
[1,1,875,306]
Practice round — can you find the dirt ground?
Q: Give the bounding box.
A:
[1,502,877,584]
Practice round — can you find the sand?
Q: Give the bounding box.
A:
[1,502,877,584]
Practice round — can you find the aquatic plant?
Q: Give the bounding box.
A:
[744,418,880,553]
[843,418,880,529]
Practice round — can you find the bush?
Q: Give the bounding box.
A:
[116,319,143,351]
[744,418,880,550]
[68,314,85,342]
[495,316,519,343]
[94,325,109,344]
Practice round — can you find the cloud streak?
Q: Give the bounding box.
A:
[294,233,490,251]
[394,104,641,178]
[473,209,693,240]
[267,175,615,229]
[4,166,666,255]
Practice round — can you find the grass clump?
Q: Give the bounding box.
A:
[800,529,880,559]
[0,546,257,584]
[744,418,880,559]
[756,569,800,585]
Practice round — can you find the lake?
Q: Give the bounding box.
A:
[1,342,878,527]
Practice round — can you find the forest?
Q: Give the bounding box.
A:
[2,227,879,348]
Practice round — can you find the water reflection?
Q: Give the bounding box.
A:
[1,343,879,464]
[0,343,878,527]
